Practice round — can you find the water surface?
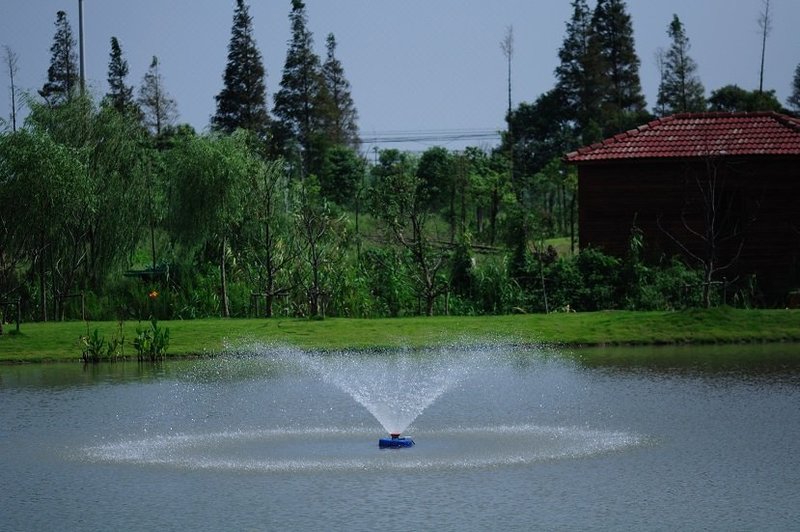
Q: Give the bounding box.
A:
[1,343,798,530]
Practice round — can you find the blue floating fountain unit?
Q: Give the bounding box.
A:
[379,433,415,449]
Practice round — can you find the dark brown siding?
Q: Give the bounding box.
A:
[577,157,800,304]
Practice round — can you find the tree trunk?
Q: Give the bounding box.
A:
[220,236,230,317]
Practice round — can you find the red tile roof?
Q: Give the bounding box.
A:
[565,112,800,163]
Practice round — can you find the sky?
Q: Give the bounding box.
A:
[1,0,798,155]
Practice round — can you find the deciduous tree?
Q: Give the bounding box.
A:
[240,156,294,317]
[370,151,450,316]
[2,46,20,132]
[708,84,783,112]
[292,175,344,317]
[138,56,178,138]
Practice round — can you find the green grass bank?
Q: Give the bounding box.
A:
[2,307,800,363]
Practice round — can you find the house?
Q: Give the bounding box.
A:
[565,112,800,305]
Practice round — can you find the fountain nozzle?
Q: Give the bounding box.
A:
[379,433,415,448]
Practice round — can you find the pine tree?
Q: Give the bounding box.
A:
[589,0,647,134]
[138,56,177,137]
[39,11,78,106]
[105,37,136,115]
[655,15,705,115]
[272,0,326,174]
[554,0,604,144]
[788,63,800,114]
[212,0,270,136]
[321,33,360,149]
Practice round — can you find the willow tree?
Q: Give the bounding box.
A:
[25,96,150,292]
[0,128,87,320]
[166,132,254,317]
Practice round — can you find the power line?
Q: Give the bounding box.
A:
[361,127,503,145]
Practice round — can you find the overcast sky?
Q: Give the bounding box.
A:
[2,0,798,153]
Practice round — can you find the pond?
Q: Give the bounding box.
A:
[1,342,799,531]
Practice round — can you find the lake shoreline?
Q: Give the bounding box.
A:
[2,307,800,363]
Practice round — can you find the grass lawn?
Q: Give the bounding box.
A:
[2,307,800,363]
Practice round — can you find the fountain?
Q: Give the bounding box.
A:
[293,344,485,448]
[75,342,647,472]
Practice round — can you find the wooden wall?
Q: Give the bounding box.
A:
[577,157,800,304]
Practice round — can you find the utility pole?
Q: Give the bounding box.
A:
[758,0,771,94]
[78,0,85,95]
[500,26,514,118]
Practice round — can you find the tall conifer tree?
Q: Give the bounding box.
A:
[212,0,270,136]
[656,15,705,115]
[39,11,78,106]
[272,0,326,175]
[555,0,604,144]
[321,33,360,149]
[788,63,800,114]
[105,37,137,115]
[589,0,647,135]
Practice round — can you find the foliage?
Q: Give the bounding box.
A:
[105,37,137,116]
[132,317,170,362]
[238,157,293,318]
[80,321,124,363]
[291,175,345,317]
[166,130,256,316]
[416,146,453,211]
[789,63,800,114]
[655,15,706,115]
[272,0,326,175]
[318,145,364,207]
[321,33,360,149]
[370,151,451,316]
[588,0,649,136]
[707,84,785,113]
[554,0,603,144]
[212,0,270,136]
[39,10,78,106]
